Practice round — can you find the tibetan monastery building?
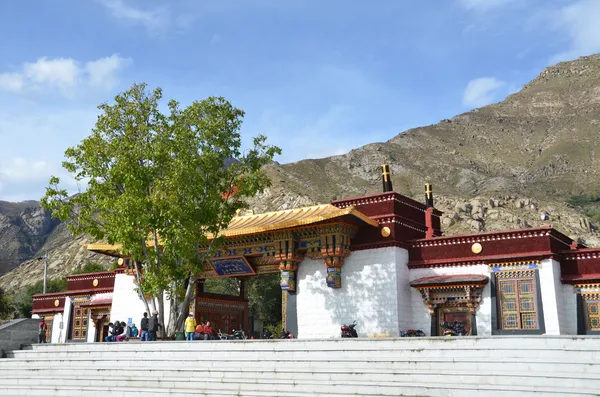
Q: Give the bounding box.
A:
[32,165,600,341]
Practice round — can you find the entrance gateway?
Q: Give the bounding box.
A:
[32,165,600,340]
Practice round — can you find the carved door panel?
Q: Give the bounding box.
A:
[437,305,472,336]
[70,306,89,341]
[44,316,53,342]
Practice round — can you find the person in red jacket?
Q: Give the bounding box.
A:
[203,322,214,340]
[38,318,48,343]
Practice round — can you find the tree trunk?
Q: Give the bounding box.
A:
[174,275,196,333]
[133,261,151,315]
[157,289,165,339]
[167,290,179,338]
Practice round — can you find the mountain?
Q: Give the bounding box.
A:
[2,54,600,293]
[0,201,59,275]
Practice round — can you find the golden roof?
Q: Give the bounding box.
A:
[85,243,123,257]
[86,204,377,255]
[215,204,377,237]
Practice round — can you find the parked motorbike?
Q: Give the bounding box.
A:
[232,329,247,340]
[440,321,467,336]
[341,321,358,338]
[279,330,294,339]
[400,329,426,337]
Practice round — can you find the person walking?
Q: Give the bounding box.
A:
[140,312,149,341]
[38,318,48,344]
[184,313,196,341]
[148,311,159,341]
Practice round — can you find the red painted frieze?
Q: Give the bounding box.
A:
[32,292,67,314]
[67,271,116,292]
[408,226,572,268]
[561,248,600,283]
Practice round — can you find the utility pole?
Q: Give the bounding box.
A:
[38,253,49,294]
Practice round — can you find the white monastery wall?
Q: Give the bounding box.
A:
[539,259,565,335]
[86,310,95,343]
[50,312,63,343]
[408,264,492,336]
[562,283,578,335]
[296,247,408,339]
[61,298,72,343]
[394,248,412,332]
[109,274,147,328]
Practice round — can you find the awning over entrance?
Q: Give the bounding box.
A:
[410,274,489,288]
[85,204,377,256]
[214,204,377,237]
[410,274,490,318]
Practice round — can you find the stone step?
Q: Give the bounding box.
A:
[1,367,598,385]
[0,374,597,396]
[19,336,600,351]
[5,350,600,364]
[8,343,600,360]
[1,357,598,374]
[4,337,599,396]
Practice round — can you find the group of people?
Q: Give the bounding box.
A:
[104,311,160,342]
[104,321,131,342]
[139,311,160,341]
[184,313,215,341]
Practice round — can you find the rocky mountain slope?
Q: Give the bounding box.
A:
[2,54,600,293]
[0,201,59,275]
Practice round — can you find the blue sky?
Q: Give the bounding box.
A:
[0,0,598,201]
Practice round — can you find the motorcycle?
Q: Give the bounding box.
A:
[341,321,358,338]
[400,329,426,337]
[440,321,467,336]
[279,330,294,339]
[232,329,247,340]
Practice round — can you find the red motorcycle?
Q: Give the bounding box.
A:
[341,321,358,338]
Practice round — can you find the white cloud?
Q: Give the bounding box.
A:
[85,54,130,90]
[550,0,600,63]
[0,73,24,92]
[0,54,129,95]
[23,57,80,90]
[458,0,513,11]
[98,0,169,31]
[0,157,48,181]
[462,77,506,108]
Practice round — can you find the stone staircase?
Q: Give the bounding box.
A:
[0,336,599,396]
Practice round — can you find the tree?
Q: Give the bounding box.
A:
[71,262,107,275]
[248,274,281,327]
[41,83,280,337]
[0,287,14,320]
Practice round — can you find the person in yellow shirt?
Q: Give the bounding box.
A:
[185,313,197,341]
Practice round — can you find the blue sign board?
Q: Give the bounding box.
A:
[209,256,256,277]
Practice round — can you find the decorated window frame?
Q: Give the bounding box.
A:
[575,285,600,335]
[490,263,545,335]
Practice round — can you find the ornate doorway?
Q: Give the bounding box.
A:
[69,305,89,341]
[437,305,472,335]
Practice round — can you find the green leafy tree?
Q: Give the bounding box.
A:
[71,262,107,275]
[248,274,282,327]
[41,83,280,337]
[0,287,14,320]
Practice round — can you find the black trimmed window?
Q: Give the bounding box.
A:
[496,270,540,330]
